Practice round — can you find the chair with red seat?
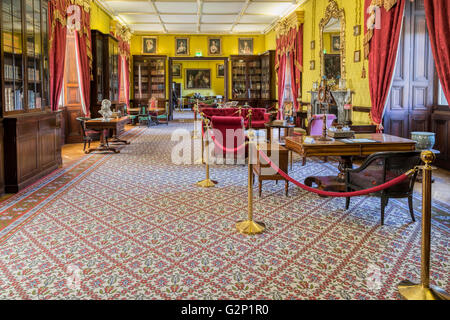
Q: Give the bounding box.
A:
[76,117,102,151]
[210,116,248,163]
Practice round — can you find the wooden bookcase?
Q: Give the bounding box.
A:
[132,55,167,107]
[230,50,276,109]
[90,30,120,117]
[0,0,61,193]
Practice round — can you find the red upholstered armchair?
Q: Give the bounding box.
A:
[210,116,248,161]
[200,108,271,130]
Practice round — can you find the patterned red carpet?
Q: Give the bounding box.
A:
[0,123,448,300]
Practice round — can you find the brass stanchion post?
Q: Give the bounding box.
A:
[236,129,266,235]
[397,151,449,300]
[196,118,217,188]
[192,100,200,139]
[194,112,205,164]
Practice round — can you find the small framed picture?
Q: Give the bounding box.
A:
[208,37,222,56]
[216,64,224,77]
[310,40,315,50]
[142,37,157,54]
[238,38,253,55]
[175,37,189,56]
[310,60,315,70]
[172,63,182,78]
[353,25,361,36]
[354,50,361,63]
[332,35,340,51]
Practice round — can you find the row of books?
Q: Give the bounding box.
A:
[150,70,165,76]
[28,67,40,81]
[27,90,42,109]
[4,87,23,111]
[4,64,21,80]
[151,84,165,90]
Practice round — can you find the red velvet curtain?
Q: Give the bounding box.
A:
[275,24,303,119]
[365,0,405,131]
[74,7,91,117]
[49,0,67,111]
[117,35,131,109]
[123,56,130,109]
[424,0,450,105]
[118,54,122,105]
[276,51,287,120]
[288,25,303,112]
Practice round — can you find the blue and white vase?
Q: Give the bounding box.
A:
[411,132,435,150]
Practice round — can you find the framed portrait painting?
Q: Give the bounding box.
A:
[331,35,340,51]
[216,64,224,78]
[143,37,157,54]
[354,50,361,63]
[186,69,211,89]
[172,63,182,78]
[238,38,253,55]
[175,37,189,56]
[208,37,222,56]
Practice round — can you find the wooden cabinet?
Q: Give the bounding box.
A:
[230,50,276,109]
[3,112,62,193]
[1,0,50,117]
[90,31,120,117]
[0,121,4,195]
[0,0,61,193]
[132,55,167,106]
[432,106,450,170]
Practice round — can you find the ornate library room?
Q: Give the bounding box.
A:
[0,0,448,306]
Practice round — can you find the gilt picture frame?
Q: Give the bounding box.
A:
[142,37,157,54]
[185,69,211,89]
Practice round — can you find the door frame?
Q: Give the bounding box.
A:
[168,57,229,119]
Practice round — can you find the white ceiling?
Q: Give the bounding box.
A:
[97,0,301,34]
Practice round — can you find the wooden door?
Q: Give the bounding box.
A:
[62,31,83,144]
[384,0,435,138]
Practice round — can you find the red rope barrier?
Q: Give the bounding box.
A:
[258,149,412,198]
[208,130,247,153]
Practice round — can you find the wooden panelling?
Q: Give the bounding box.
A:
[0,121,4,195]
[432,107,450,170]
[64,107,83,144]
[384,0,434,138]
[3,112,62,193]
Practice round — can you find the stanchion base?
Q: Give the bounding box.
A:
[191,130,201,139]
[236,220,266,235]
[398,280,450,300]
[194,158,205,165]
[196,179,216,188]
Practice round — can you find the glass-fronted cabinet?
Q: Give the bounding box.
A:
[230,52,275,108]
[90,31,120,117]
[132,55,167,106]
[1,0,49,116]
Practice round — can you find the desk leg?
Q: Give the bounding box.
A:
[109,129,130,145]
[337,156,353,181]
[266,127,272,143]
[85,130,120,154]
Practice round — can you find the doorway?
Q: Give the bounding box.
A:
[168,57,229,120]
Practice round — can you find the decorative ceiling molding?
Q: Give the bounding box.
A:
[97,0,301,35]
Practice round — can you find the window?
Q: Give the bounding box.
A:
[283,53,294,103]
[438,81,448,106]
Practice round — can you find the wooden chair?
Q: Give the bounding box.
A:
[149,100,169,125]
[76,117,101,151]
[345,151,421,225]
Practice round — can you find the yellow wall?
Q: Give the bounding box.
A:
[130,34,266,98]
[90,1,113,34]
[299,0,370,124]
[173,61,225,97]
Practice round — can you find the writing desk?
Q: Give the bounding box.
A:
[84,117,130,154]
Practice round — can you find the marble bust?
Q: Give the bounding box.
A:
[99,99,113,121]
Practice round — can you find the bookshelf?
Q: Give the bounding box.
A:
[1,0,61,194]
[133,55,167,106]
[230,51,276,108]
